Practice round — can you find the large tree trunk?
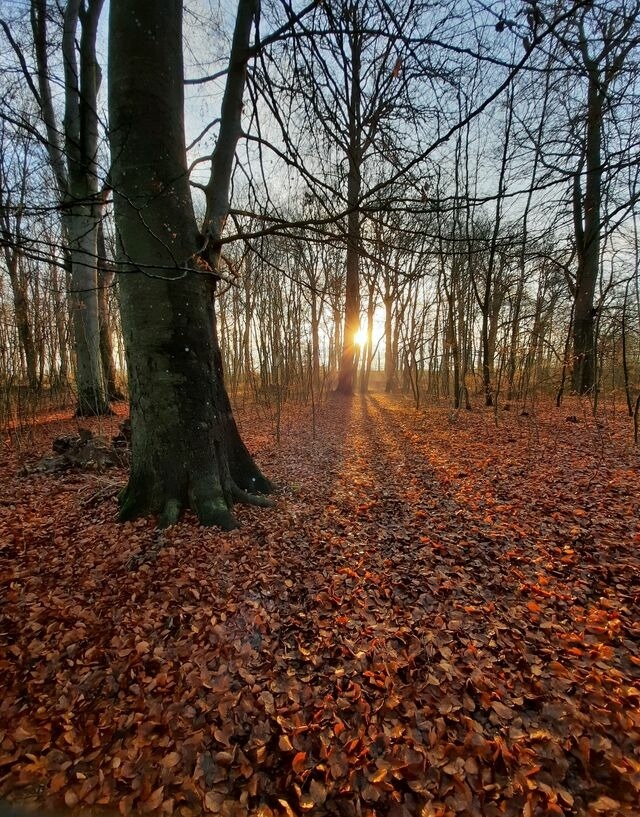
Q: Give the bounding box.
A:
[109,0,271,528]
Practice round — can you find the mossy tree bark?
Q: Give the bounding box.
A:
[109,0,271,528]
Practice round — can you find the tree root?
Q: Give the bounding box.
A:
[119,472,275,529]
[230,463,273,495]
[191,495,239,530]
[158,498,181,528]
[231,484,276,508]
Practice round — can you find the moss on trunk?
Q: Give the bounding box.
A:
[109,0,271,528]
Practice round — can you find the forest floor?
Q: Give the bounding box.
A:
[0,393,639,817]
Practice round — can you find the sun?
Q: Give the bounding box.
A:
[354,327,367,347]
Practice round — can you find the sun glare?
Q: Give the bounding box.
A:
[354,327,367,347]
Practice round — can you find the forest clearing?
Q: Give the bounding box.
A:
[1,393,639,816]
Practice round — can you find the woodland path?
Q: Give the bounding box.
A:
[0,393,639,816]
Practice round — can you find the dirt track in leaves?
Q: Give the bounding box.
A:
[1,393,639,817]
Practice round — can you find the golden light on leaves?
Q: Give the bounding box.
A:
[1,396,639,814]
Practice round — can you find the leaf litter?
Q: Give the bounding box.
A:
[0,394,639,817]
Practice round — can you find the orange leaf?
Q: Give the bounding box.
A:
[162,752,181,768]
[277,799,297,817]
[49,771,66,793]
[292,751,307,774]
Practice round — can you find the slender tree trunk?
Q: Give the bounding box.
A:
[97,214,124,400]
[448,295,460,408]
[242,261,254,386]
[310,293,320,387]
[63,0,110,414]
[337,157,361,394]
[506,279,523,401]
[337,23,362,395]
[329,300,342,375]
[481,89,513,407]
[97,236,123,401]
[384,295,396,392]
[572,70,602,394]
[0,138,38,390]
[557,305,575,407]
[481,302,492,406]
[30,0,110,413]
[5,252,38,389]
[359,279,375,393]
[51,260,70,386]
[66,202,107,413]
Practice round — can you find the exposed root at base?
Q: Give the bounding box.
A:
[118,476,275,530]
[158,498,181,528]
[232,485,276,508]
[191,495,239,530]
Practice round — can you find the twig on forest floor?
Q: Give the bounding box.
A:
[79,479,122,507]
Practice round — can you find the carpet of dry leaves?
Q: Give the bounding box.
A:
[1,393,639,817]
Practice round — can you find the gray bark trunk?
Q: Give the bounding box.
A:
[66,205,107,413]
[31,0,110,414]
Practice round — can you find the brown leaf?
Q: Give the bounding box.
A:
[142,786,164,813]
[204,791,224,813]
[490,701,513,720]
[64,789,79,808]
[279,734,294,752]
[590,796,621,812]
[309,779,327,805]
